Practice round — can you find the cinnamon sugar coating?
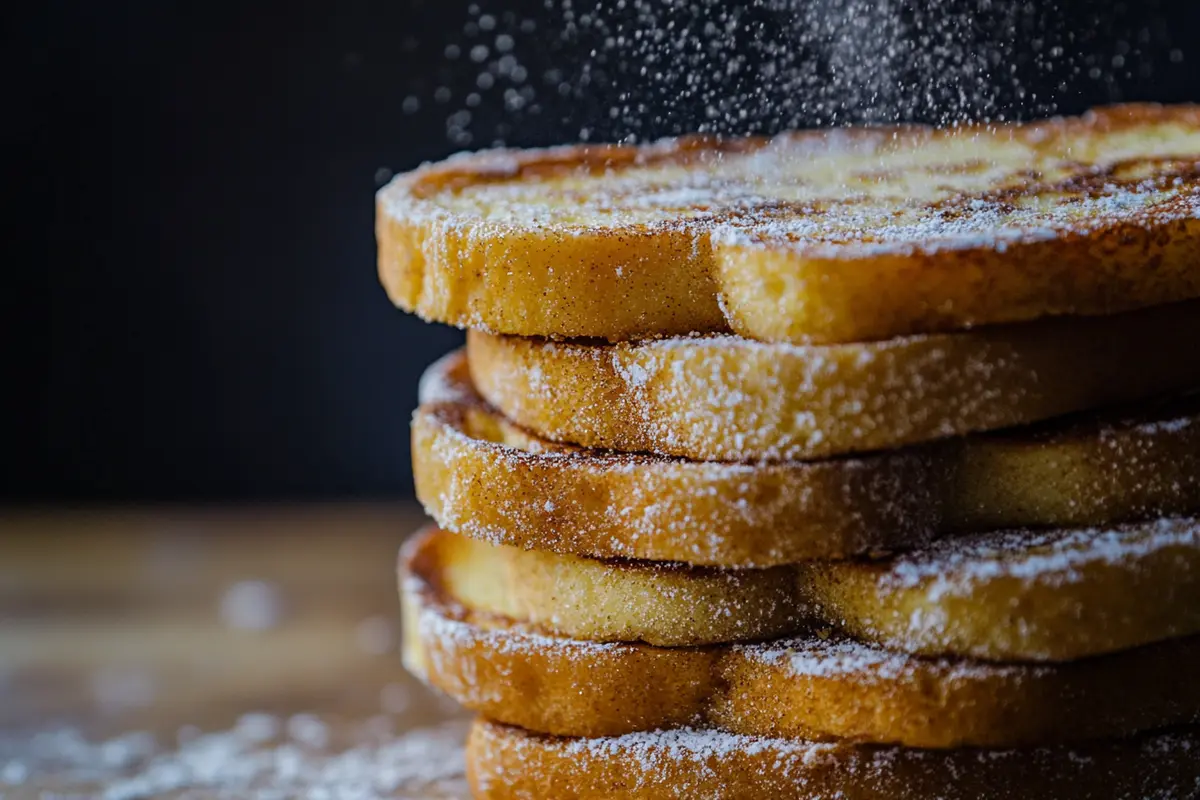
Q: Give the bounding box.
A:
[467,721,1200,800]
[467,299,1200,461]
[416,351,1200,567]
[401,529,1200,747]
[379,104,1200,345]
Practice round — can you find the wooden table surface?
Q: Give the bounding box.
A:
[0,505,471,798]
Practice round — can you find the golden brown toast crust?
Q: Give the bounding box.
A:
[401,529,1200,747]
[415,350,1200,566]
[426,523,799,648]
[414,350,935,565]
[467,300,1200,461]
[422,516,1200,660]
[797,517,1200,661]
[378,104,1200,344]
[467,721,1200,800]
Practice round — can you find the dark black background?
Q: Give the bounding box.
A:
[10,0,1200,502]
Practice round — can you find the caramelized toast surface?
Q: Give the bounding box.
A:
[467,301,1200,461]
[467,721,1200,800]
[415,351,1200,567]
[401,528,1200,746]
[379,104,1200,343]
[417,516,1200,660]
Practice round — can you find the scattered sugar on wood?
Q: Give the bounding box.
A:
[218,580,286,632]
[0,714,469,799]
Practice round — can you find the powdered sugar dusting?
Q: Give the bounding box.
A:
[414,349,936,566]
[416,349,1200,568]
[381,109,1200,263]
[538,723,1195,766]
[738,633,1031,683]
[471,297,1200,463]
[800,516,1200,660]
[712,181,1200,259]
[410,552,1033,688]
[407,530,1200,757]
[1085,391,1200,442]
[477,720,1200,799]
[416,591,620,660]
[0,714,469,799]
[1146,416,1194,435]
[417,350,479,406]
[884,516,1200,598]
[559,724,839,764]
[420,3,1185,145]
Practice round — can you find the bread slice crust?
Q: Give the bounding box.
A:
[467,299,1200,461]
[418,515,1200,660]
[401,528,1200,747]
[379,104,1200,345]
[796,517,1200,661]
[466,720,1200,800]
[415,350,1200,566]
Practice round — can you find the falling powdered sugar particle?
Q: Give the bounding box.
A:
[422,1,1180,146]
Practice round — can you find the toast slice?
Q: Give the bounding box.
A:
[793,517,1200,661]
[402,528,1200,746]
[467,721,1200,800]
[467,299,1200,461]
[415,350,1200,566]
[415,350,936,565]
[425,524,799,648]
[415,516,1200,660]
[378,104,1200,345]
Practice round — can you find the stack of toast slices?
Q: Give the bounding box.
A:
[378,104,1200,799]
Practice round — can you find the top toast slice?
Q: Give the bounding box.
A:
[377,104,1200,344]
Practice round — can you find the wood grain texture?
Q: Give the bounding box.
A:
[0,505,470,799]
